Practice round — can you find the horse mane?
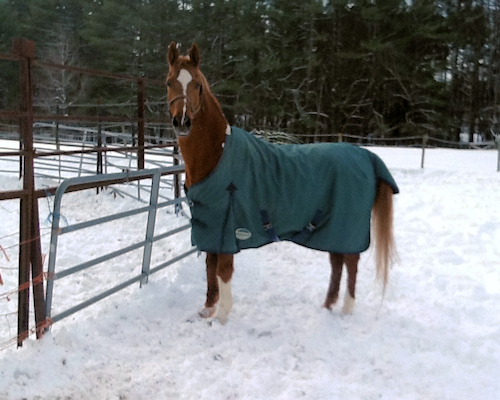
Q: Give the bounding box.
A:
[197,67,224,117]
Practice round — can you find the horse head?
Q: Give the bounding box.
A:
[167,42,204,137]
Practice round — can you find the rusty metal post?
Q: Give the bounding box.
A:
[97,99,103,194]
[14,37,34,346]
[137,78,145,170]
[173,145,182,213]
[97,99,103,173]
[173,145,180,198]
[13,37,45,345]
[19,137,23,180]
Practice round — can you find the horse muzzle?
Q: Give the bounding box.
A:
[172,114,192,137]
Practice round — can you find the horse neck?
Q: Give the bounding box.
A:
[178,92,228,187]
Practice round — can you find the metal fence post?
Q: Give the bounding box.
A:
[137,78,145,170]
[173,145,182,213]
[13,37,46,345]
[55,105,61,181]
[97,99,103,194]
[44,180,65,322]
[140,169,161,286]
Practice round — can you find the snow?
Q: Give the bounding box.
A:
[1,145,499,399]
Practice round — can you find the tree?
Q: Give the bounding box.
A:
[0,0,497,142]
[34,25,87,111]
[0,1,20,110]
[445,0,490,139]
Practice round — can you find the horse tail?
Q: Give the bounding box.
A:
[371,181,396,294]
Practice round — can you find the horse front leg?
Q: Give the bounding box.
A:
[212,253,234,325]
[199,253,234,325]
[200,253,219,318]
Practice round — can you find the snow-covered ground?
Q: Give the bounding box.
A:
[0,144,499,399]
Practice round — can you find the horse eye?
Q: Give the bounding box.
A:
[194,82,200,90]
[166,80,172,87]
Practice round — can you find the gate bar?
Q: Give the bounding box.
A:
[50,248,197,325]
[45,165,185,319]
[141,169,161,286]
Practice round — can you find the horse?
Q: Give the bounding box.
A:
[166,42,398,324]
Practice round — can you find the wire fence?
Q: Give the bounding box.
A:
[0,37,188,348]
[254,130,500,172]
[0,166,192,351]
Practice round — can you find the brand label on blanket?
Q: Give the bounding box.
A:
[235,228,252,240]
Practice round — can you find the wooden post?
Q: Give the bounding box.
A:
[421,134,428,169]
[13,37,46,346]
[496,136,500,172]
[137,78,145,170]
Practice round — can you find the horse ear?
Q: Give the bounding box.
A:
[167,42,179,66]
[189,43,201,67]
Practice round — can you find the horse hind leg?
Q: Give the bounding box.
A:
[323,253,344,310]
[342,254,359,314]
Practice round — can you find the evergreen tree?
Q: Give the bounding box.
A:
[0,0,498,141]
[0,0,20,110]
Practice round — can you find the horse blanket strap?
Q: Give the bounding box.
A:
[260,210,280,242]
[291,209,324,243]
[186,126,399,254]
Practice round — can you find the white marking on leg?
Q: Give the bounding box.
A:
[213,276,233,325]
[177,69,192,125]
[342,290,356,314]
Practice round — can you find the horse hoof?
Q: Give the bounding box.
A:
[212,309,228,325]
[342,307,353,315]
[342,293,355,314]
[322,297,337,311]
[199,306,216,319]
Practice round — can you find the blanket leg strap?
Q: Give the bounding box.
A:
[292,209,324,242]
[260,210,280,242]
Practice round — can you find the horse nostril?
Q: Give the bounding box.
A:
[185,117,191,129]
[173,117,179,128]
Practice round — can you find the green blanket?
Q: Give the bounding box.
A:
[186,126,398,254]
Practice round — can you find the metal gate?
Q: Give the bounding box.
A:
[44,165,196,326]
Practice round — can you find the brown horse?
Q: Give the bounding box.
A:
[166,42,397,324]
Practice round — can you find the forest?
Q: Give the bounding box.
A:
[1,0,500,142]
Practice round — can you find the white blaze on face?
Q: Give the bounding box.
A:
[177,69,193,125]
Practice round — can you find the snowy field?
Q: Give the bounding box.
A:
[0,144,499,399]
